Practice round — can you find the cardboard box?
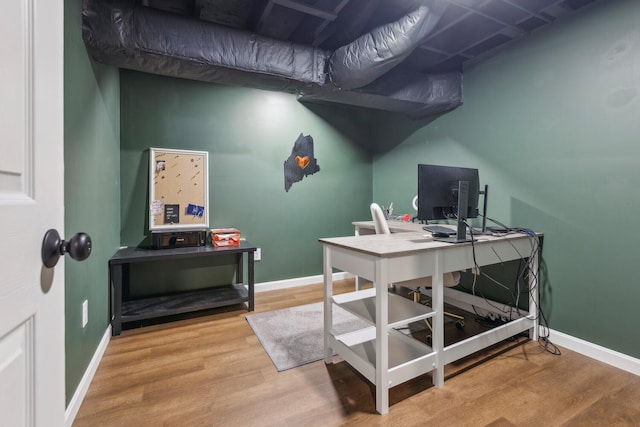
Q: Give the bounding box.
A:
[210,228,241,247]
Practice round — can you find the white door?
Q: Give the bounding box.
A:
[0,0,65,425]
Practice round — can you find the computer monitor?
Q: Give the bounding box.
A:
[417,164,481,243]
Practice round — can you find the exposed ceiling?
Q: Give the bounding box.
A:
[83,0,601,120]
[141,0,600,75]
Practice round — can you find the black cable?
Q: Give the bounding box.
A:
[415,212,558,355]
[514,230,560,355]
[463,218,522,315]
[457,220,559,355]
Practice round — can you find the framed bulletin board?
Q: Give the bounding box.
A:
[149,147,209,231]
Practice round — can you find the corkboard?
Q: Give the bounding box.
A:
[149,148,209,231]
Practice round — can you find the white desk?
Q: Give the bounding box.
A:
[320,229,539,414]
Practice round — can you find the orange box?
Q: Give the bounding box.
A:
[210,228,241,247]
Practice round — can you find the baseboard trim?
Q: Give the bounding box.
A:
[547,328,640,376]
[254,272,353,292]
[65,325,112,427]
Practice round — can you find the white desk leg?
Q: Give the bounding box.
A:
[354,226,363,290]
[375,258,390,414]
[431,254,445,387]
[323,245,334,364]
[529,244,539,341]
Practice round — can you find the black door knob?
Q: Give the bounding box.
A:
[41,229,92,268]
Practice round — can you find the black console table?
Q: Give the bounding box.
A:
[109,241,256,335]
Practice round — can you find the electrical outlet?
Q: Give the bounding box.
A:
[255,248,261,261]
[82,300,88,328]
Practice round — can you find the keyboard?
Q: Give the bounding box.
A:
[422,225,456,236]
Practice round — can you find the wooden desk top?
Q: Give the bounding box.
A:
[352,220,428,233]
[320,232,441,256]
[320,229,536,257]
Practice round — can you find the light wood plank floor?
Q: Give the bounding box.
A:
[74,280,640,426]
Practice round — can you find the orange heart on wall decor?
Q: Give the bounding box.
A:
[295,155,310,169]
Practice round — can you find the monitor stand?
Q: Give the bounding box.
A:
[480,184,488,233]
[434,180,476,244]
[472,184,492,236]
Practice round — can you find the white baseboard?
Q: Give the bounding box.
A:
[65,325,112,427]
[547,328,640,376]
[254,272,353,292]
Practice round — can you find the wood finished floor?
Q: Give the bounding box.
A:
[74,280,640,426]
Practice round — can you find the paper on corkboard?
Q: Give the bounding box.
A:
[149,148,209,231]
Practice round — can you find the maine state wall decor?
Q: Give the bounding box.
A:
[283,133,320,192]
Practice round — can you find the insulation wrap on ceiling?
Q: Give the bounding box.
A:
[82,0,463,119]
[328,1,448,90]
[82,0,329,92]
[299,70,462,119]
[364,70,463,118]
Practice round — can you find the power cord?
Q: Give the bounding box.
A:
[417,214,560,355]
[461,218,560,356]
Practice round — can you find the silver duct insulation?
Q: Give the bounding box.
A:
[82,0,328,92]
[82,0,463,119]
[299,71,462,119]
[364,69,463,118]
[328,1,447,90]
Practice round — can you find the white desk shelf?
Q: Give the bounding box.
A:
[331,328,436,388]
[332,288,435,329]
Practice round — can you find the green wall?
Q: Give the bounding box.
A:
[120,71,373,286]
[372,0,640,358]
[64,0,121,406]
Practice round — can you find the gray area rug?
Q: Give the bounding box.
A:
[246,302,370,371]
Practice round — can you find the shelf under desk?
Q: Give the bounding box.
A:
[332,287,435,329]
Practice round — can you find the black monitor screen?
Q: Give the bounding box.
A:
[417,164,480,221]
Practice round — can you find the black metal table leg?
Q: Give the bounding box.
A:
[248,251,254,311]
[111,263,123,336]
